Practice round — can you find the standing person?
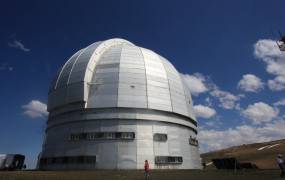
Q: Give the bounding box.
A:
[144,160,150,180]
[277,154,285,178]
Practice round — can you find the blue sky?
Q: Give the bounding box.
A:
[1,0,285,168]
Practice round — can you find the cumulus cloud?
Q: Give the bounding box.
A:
[241,102,279,124]
[22,100,48,119]
[182,72,242,110]
[210,88,241,110]
[254,39,285,91]
[193,105,216,119]
[268,76,285,91]
[198,119,285,153]
[8,39,30,52]
[181,73,208,96]
[238,74,264,92]
[274,99,285,106]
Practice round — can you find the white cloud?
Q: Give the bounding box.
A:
[241,102,279,124]
[0,63,13,71]
[268,76,285,91]
[210,88,241,109]
[204,97,213,106]
[274,99,285,106]
[8,40,30,52]
[238,74,264,92]
[254,39,282,59]
[254,39,285,91]
[22,100,48,119]
[198,120,285,153]
[193,105,216,119]
[181,73,208,96]
[182,72,242,110]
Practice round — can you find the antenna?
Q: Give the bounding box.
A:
[278,30,283,38]
[273,30,285,51]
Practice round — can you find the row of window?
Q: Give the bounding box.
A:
[69,132,135,141]
[189,136,199,147]
[155,156,183,164]
[40,156,182,165]
[68,132,198,147]
[40,156,97,165]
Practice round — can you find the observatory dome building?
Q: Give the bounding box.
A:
[38,38,201,170]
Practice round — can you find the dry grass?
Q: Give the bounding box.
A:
[201,139,285,169]
[0,170,281,180]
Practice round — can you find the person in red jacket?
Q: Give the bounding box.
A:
[144,160,150,180]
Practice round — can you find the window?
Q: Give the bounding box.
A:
[68,132,135,141]
[120,132,135,139]
[69,134,80,141]
[155,156,183,164]
[189,136,199,147]
[40,156,97,165]
[104,132,115,139]
[153,133,167,142]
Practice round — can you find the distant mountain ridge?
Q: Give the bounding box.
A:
[201,139,285,169]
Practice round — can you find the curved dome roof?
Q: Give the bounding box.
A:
[48,38,195,120]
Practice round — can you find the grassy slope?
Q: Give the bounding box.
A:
[201,139,285,169]
[0,170,281,180]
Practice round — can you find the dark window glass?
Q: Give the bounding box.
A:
[153,133,167,142]
[40,156,97,165]
[63,157,68,163]
[77,156,84,163]
[115,132,122,138]
[68,156,78,164]
[55,157,64,164]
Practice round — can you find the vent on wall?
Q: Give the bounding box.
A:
[153,133,168,142]
[68,132,135,141]
[155,156,183,164]
[189,136,199,146]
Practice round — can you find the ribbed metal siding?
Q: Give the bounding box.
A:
[118,44,147,108]
[87,45,123,108]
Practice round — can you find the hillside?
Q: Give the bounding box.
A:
[201,139,285,169]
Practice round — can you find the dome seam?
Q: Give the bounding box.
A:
[66,47,89,85]
[116,44,124,107]
[158,55,174,112]
[138,47,149,108]
[54,49,82,90]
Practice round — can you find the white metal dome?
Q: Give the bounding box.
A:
[39,38,200,170]
[48,38,195,121]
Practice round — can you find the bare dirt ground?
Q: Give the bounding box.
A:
[0,170,282,180]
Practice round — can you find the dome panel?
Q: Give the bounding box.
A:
[87,45,123,108]
[68,42,102,84]
[56,49,83,89]
[117,44,147,108]
[48,38,196,121]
